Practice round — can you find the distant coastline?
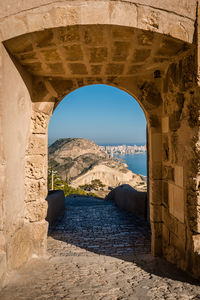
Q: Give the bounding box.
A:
[99,144,146,156]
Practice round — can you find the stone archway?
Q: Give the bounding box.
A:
[0,0,199,286]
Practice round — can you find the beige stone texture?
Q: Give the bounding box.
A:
[151,134,162,162]
[26,134,47,156]
[0,0,196,43]
[7,221,48,270]
[25,201,48,222]
[169,183,184,223]
[25,155,47,180]
[0,251,6,287]
[175,166,184,188]
[162,117,169,133]
[150,203,162,223]
[193,234,200,253]
[25,178,47,203]
[0,0,199,286]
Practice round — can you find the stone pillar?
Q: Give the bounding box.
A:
[161,44,200,276]
[24,98,55,258]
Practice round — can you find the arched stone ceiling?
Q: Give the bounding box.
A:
[4,25,191,78]
[4,25,194,115]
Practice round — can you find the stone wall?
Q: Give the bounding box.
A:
[0,45,48,286]
[106,185,148,220]
[161,47,200,275]
[0,0,199,288]
[46,190,65,225]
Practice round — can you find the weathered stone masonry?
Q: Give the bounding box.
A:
[0,0,199,287]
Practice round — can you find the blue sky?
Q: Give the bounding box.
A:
[48,84,146,145]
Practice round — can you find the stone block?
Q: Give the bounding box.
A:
[137,6,160,32]
[31,111,49,134]
[162,135,169,162]
[175,166,183,188]
[7,226,32,269]
[49,79,74,94]
[26,220,48,257]
[34,30,54,48]
[150,203,162,222]
[56,26,80,43]
[25,178,47,203]
[149,180,162,205]
[151,222,162,256]
[41,49,60,62]
[127,65,143,75]
[112,41,130,62]
[169,111,181,131]
[188,205,200,233]
[25,200,48,222]
[25,62,43,74]
[26,12,53,32]
[47,63,65,74]
[7,221,47,269]
[26,134,47,156]
[163,165,174,181]
[0,232,6,252]
[64,45,83,61]
[4,34,33,54]
[137,31,154,46]
[132,49,151,63]
[162,206,177,234]
[168,183,184,223]
[81,2,109,24]
[177,221,186,241]
[157,37,183,58]
[32,79,49,102]
[0,250,6,288]
[162,244,176,265]
[110,2,137,27]
[32,101,54,116]
[149,115,161,129]
[69,63,88,74]
[161,15,193,43]
[106,64,124,75]
[91,65,102,75]
[50,6,80,27]
[192,234,200,253]
[170,232,185,253]
[82,25,105,45]
[89,47,107,63]
[162,117,169,133]
[0,16,27,41]
[112,27,135,40]
[18,51,37,62]
[25,155,47,180]
[162,181,169,206]
[162,223,170,245]
[46,190,66,225]
[151,134,162,162]
[149,162,162,180]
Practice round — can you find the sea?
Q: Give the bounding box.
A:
[114,153,147,176]
[99,143,147,176]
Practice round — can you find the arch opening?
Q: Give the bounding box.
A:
[47,83,152,261]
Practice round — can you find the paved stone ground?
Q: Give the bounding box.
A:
[1,196,200,300]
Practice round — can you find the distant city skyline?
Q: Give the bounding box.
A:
[48,84,146,145]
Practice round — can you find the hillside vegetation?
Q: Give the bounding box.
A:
[48,138,147,197]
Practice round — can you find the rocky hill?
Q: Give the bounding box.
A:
[48,138,146,192]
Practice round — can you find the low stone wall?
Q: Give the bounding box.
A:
[105,185,148,220]
[46,190,66,225]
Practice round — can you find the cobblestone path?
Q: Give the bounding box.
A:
[1,196,200,300]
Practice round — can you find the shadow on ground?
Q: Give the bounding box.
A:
[48,196,200,286]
